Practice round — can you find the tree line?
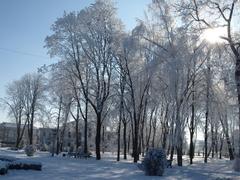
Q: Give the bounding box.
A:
[1,0,240,166]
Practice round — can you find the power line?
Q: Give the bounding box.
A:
[0,47,50,59]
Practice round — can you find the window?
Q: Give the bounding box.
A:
[68,132,71,138]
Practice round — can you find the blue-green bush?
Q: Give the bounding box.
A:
[143,148,166,176]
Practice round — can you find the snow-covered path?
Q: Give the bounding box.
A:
[0,149,239,180]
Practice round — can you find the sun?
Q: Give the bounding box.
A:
[202,27,226,44]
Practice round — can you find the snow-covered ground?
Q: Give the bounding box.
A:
[0,148,239,180]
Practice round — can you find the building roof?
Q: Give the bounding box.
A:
[0,122,37,129]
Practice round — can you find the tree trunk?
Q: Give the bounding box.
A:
[151,117,157,148]
[211,122,215,158]
[75,119,79,151]
[133,122,139,163]
[170,146,174,162]
[204,64,210,163]
[84,100,88,154]
[123,122,127,159]
[146,109,153,152]
[219,134,224,159]
[117,117,121,161]
[95,113,102,160]
[220,113,234,160]
[16,118,27,148]
[102,125,105,154]
[177,146,183,166]
[176,105,183,166]
[29,108,35,145]
[189,89,195,164]
[215,125,218,157]
[235,59,240,157]
[128,129,131,155]
[225,133,234,160]
[56,96,62,155]
[75,104,80,153]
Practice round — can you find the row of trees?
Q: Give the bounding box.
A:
[2,0,240,166]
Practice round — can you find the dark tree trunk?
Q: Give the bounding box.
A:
[95,113,102,160]
[220,113,234,160]
[127,129,131,155]
[170,146,174,162]
[117,118,121,161]
[219,134,224,159]
[75,104,81,153]
[16,119,27,148]
[235,59,240,157]
[146,108,154,151]
[215,125,218,157]
[133,122,139,163]
[177,146,183,166]
[151,117,157,148]
[204,114,208,163]
[56,96,62,155]
[84,117,88,154]
[211,122,215,158]
[176,106,183,166]
[83,100,88,154]
[123,122,127,159]
[102,125,105,154]
[204,64,210,163]
[189,79,195,164]
[189,95,195,164]
[75,119,79,151]
[226,133,234,160]
[29,110,35,145]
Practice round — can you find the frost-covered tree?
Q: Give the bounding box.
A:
[179,0,240,158]
[45,0,123,160]
[1,80,26,148]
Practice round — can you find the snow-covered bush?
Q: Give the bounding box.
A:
[0,161,9,175]
[215,178,232,180]
[0,155,18,162]
[25,145,36,156]
[8,160,42,171]
[143,148,166,176]
[233,157,240,172]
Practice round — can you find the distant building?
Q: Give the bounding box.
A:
[0,122,18,147]
[0,121,117,153]
[61,121,94,152]
[61,121,117,152]
[0,122,38,147]
[38,127,54,148]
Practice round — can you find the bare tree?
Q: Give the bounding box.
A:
[179,0,240,158]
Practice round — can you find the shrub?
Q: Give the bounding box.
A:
[0,155,18,162]
[25,145,36,156]
[143,148,166,176]
[8,160,42,171]
[0,161,8,175]
[233,157,240,172]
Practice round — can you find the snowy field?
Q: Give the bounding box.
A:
[0,148,239,180]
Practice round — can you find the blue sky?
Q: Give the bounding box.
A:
[0,0,150,122]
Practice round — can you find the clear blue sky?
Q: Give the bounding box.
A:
[0,0,150,122]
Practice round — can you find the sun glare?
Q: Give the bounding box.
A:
[202,27,226,44]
